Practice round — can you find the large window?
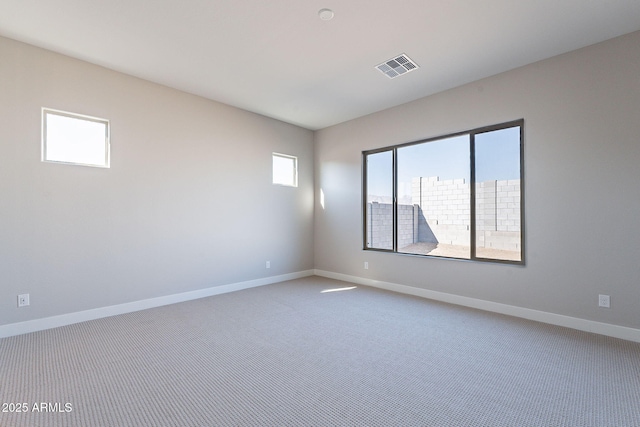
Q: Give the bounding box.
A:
[42,108,110,168]
[363,120,524,264]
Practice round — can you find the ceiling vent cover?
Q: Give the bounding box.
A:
[375,54,419,79]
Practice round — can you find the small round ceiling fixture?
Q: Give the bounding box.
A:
[318,8,334,21]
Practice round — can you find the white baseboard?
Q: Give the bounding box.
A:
[0,270,314,339]
[314,269,640,343]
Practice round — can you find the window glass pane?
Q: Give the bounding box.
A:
[474,126,522,261]
[273,153,297,187]
[397,135,470,258]
[365,150,393,250]
[43,110,109,167]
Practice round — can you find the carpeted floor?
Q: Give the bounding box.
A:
[1,276,639,426]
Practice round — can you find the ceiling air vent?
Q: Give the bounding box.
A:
[375,54,419,79]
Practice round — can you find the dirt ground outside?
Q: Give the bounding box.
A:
[399,242,521,262]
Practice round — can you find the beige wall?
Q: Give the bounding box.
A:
[314,31,640,329]
[0,36,314,327]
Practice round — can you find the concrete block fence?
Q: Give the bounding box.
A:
[367,203,418,250]
[366,176,520,251]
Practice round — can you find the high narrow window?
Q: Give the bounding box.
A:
[42,108,110,168]
[272,153,298,187]
[363,120,524,264]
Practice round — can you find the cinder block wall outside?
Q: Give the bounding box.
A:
[412,176,470,246]
[366,203,417,249]
[476,179,521,251]
[366,177,520,251]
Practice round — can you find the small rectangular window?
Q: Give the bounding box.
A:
[42,108,110,168]
[272,153,297,187]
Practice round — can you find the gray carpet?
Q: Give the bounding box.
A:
[1,276,639,426]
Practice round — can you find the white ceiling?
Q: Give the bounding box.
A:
[1,1,640,130]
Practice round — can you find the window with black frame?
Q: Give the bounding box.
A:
[363,120,524,264]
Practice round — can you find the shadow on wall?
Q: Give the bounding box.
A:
[416,207,437,243]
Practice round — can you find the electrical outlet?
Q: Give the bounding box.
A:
[266,261,270,269]
[598,294,610,308]
[364,261,369,270]
[18,294,30,307]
